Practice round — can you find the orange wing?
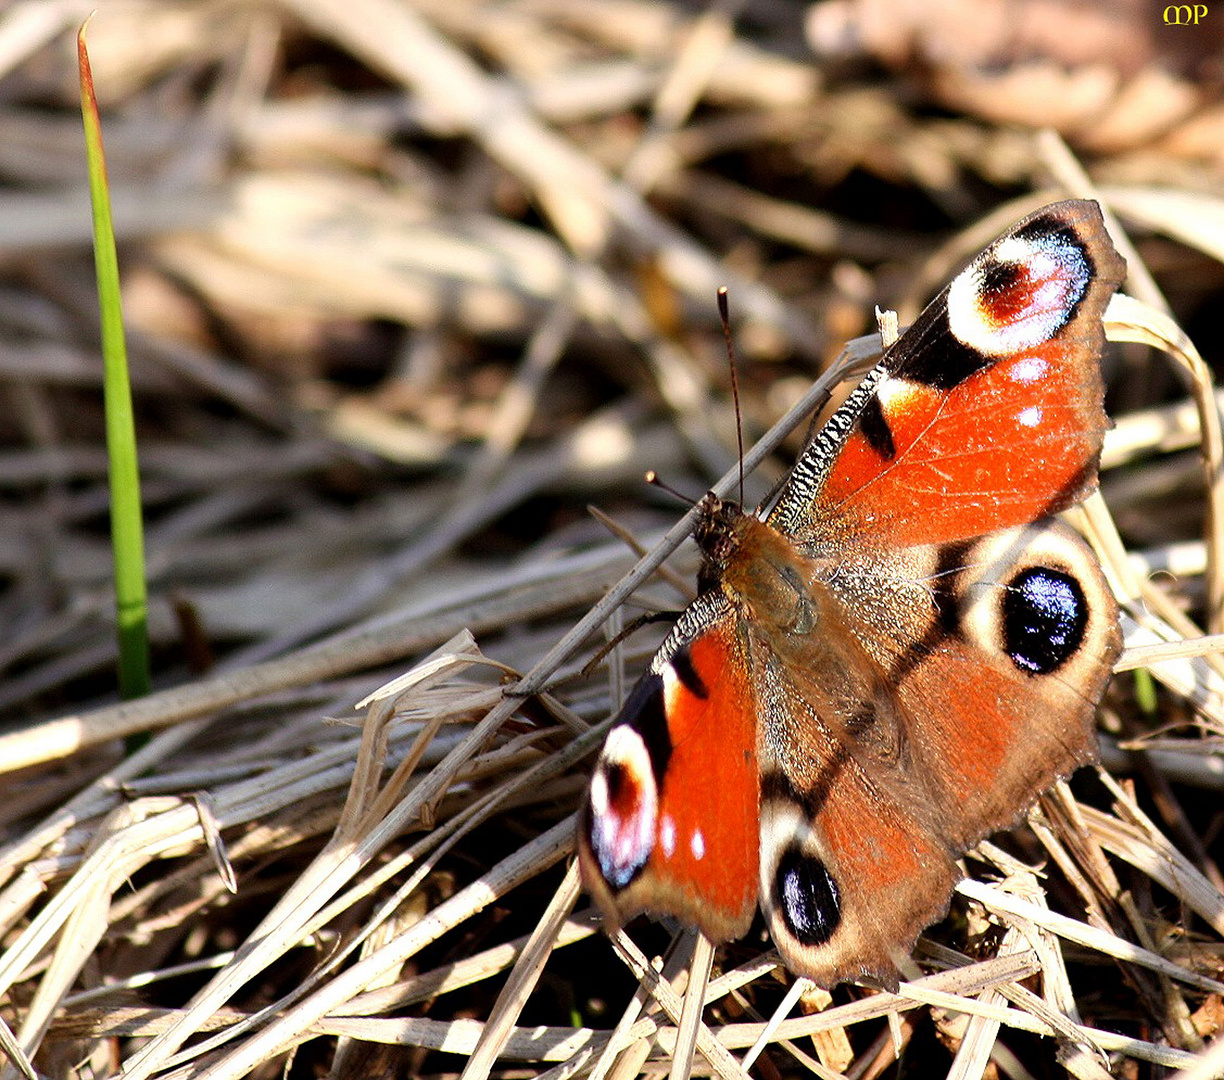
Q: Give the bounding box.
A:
[579,594,761,942]
[768,200,1125,551]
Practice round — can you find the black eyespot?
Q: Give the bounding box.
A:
[603,761,632,816]
[1003,567,1088,675]
[774,847,841,946]
[975,256,1025,308]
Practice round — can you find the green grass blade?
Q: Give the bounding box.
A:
[79,22,150,701]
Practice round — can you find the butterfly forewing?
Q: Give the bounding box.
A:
[579,592,761,942]
[768,200,1125,551]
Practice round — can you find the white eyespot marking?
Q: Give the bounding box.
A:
[1009,356,1049,384]
[956,522,1100,671]
[660,813,677,857]
[946,230,1090,358]
[877,376,920,412]
[588,725,658,889]
[661,663,683,716]
[691,828,706,861]
[1017,405,1042,428]
[598,724,650,774]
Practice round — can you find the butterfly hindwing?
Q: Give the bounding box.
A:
[888,521,1121,846]
[754,519,1121,985]
[750,635,963,989]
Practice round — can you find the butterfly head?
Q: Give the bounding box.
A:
[693,492,753,593]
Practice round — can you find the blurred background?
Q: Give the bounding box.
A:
[0,3,1223,1076]
[2,0,1220,720]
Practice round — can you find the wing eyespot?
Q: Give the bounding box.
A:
[773,846,842,947]
[1002,566,1089,675]
[587,727,659,890]
[947,226,1092,359]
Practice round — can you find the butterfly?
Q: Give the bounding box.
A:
[578,199,1126,990]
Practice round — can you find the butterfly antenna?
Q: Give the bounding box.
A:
[717,287,745,506]
[645,471,697,507]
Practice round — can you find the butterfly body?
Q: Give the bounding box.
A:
[580,200,1126,988]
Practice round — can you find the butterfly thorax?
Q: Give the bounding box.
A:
[694,493,829,639]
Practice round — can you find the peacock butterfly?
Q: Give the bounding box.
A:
[578,199,1126,990]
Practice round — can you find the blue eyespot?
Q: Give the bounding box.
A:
[775,847,841,946]
[1003,567,1087,675]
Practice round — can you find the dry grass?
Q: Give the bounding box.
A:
[1,1,1223,1077]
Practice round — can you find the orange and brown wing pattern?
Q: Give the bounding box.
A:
[769,200,1124,551]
